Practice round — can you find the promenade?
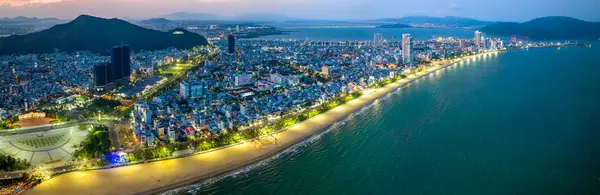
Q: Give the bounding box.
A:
[24,53,493,195]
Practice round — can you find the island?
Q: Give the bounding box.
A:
[377,23,412,28]
[480,16,600,40]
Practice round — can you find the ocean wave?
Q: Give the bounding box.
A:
[161,117,349,195]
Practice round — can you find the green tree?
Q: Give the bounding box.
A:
[0,154,30,171]
[78,123,89,131]
[73,125,111,160]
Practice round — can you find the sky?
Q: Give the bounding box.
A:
[0,0,599,22]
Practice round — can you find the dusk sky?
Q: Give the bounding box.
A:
[1,0,599,22]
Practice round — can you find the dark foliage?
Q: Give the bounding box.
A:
[73,125,111,160]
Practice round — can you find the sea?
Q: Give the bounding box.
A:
[250,27,476,41]
[167,28,600,195]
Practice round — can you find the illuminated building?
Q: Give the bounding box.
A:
[475,31,482,48]
[373,33,383,46]
[321,65,330,77]
[234,73,253,86]
[402,34,412,65]
[179,80,204,100]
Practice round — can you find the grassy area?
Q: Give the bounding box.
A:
[159,62,192,76]
[83,99,121,119]
[78,123,89,131]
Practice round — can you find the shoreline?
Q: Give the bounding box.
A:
[24,52,497,195]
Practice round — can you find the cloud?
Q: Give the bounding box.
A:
[449,3,462,11]
[2,0,66,6]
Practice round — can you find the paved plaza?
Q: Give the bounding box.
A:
[0,126,88,168]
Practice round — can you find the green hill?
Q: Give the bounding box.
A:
[480,16,600,39]
[0,15,209,54]
[376,16,492,27]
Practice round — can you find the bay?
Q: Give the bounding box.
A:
[251,27,476,41]
[171,33,600,195]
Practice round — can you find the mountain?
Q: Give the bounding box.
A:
[162,12,293,21]
[377,23,412,28]
[480,16,600,39]
[2,16,61,22]
[0,16,64,24]
[140,18,173,25]
[376,16,492,27]
[0,15,209,55]
[164,12,221,20]
[234,13,292,21]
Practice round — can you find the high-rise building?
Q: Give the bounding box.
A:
[122,46,131,81]
[475,31,482,48]
[179,80,204,100]
[228,34,236,54]
[112,48,123,81]
[94,62,108,89]
[482,37,487,49]
[234,73,253,86]
[240,103,246,115]
[491,39,497,49]
[402,34,412,65]
[321,65,330,77]
[458,39,463,48]
[112,45,131,83]
[373,33,383,46]
[94,45,131,92]
[106,60,115,84]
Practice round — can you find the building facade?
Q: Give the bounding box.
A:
[475,31,482,48]
[402,34,412,65]
[374,33,383,47]
[228,35,236,54]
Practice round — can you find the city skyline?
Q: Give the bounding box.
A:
[1,0,599,22]
[0,1,598,195]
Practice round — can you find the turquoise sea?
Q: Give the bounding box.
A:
[170,30,600,194]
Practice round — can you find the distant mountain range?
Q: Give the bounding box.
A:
[0,15,209,55]
[480,16,600,40]
[377,23,412,28]
[375,16,492,27]
[0,16,65,25]
[140,18,173,25]
[163,12,292,21]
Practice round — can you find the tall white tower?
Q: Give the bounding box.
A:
[374,33,383,47]
[475,31,482,48]
[402,34,412,65]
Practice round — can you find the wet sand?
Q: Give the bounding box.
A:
[24,54,490,195]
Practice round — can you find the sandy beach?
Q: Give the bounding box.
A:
[24,53,493,195]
